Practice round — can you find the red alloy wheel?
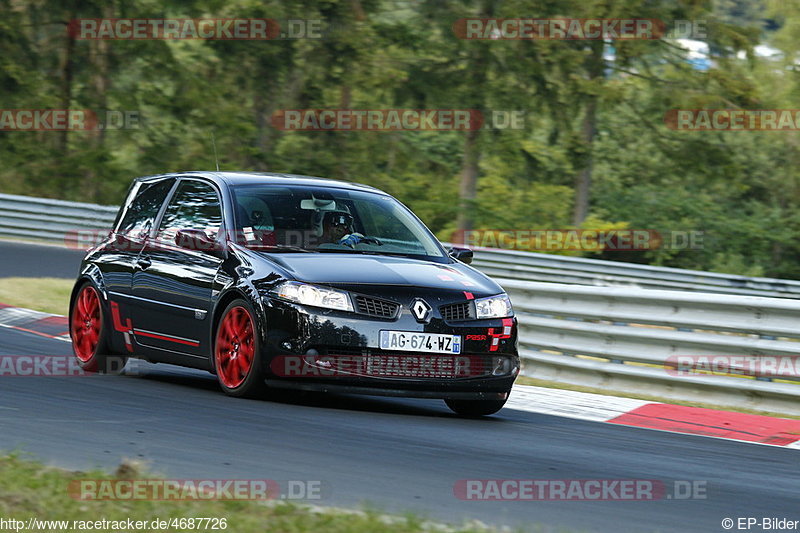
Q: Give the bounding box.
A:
[71,285,102,362]
[215,306,256,389]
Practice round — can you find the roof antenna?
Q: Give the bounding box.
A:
[211,131,220,171]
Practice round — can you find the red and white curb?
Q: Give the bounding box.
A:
[0,303,70,342]
[1,303,799,448]
[507,385,800,449]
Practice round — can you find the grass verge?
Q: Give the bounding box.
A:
[515,375,800,420]
[0,277,72,316]
[0,454,506,533]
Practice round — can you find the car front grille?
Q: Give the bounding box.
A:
[439,302,473,321]
[355,295,400,318]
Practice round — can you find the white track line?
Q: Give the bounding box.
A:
[0,306,52,325]
[506,384,650,422]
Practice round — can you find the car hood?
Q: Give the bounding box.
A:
[259,253,502,294]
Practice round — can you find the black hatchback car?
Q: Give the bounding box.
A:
[69,172,519,415]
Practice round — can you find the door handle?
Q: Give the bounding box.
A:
[136,256,152,270]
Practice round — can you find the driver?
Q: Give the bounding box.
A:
[317,210,379,248]
[319,211,355,244]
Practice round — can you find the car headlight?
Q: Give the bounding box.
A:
[475,294,513,319]
[272,281,354,312]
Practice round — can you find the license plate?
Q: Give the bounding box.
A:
[379,330,461,354]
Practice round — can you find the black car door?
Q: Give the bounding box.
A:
[101,178,175,296]
[101,179,176,358]
[129,178,225,360]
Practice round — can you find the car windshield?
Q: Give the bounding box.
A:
[230,184,446,259]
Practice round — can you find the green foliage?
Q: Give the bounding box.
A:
[1,0,799,278]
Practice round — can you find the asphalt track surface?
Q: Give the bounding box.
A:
[0,242,798,532]
[0,240,86,278]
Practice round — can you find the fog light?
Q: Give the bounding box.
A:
[303,348,320,366]
[492,356,512,376]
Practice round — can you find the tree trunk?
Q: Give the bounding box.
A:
[572,41,604,225]
[572,97,596,225]
[59,17,76,154]
[456,0,493,235]
[456,128,480,236]
[337,84,352,177]
[86,9,111,202]
[253,87,269,170]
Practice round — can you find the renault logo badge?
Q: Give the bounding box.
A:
[411,299,432,323]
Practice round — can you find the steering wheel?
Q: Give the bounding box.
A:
[338,233,383,248]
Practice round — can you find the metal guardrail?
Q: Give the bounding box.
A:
[470,247,800,299]
[0,193,117,245]
[499,278,800,414]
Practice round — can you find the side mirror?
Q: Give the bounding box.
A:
[175,229,225,257]
[449,247,474,264]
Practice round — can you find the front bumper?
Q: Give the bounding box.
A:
[264,379,512,400]
[259,294,519,400]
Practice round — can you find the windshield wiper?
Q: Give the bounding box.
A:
[249,244,313,253]
[316,248,417,257]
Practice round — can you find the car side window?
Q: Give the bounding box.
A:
[117,179,174,238]
[157,180,223,243]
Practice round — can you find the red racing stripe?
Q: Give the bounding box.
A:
[134,329,200,347]
[608,403,800,446]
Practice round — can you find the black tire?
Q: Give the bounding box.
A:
[213,298,268,398]
[445,398,507,417]
[70,282,128,374]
